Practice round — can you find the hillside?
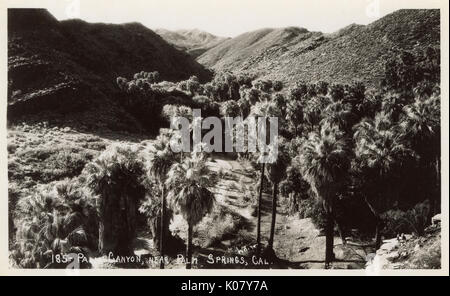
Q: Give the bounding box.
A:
[8,9,211,131]
[155,28,228,57]
[198,9,440,86]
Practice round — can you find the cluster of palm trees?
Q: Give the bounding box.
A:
[220,47,440,267]
[138,130,218,269]
[10,47,439,269]
[131,46,439,268]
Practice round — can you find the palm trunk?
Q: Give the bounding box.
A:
[375,218,382,249]
[334,218,346,245]
[159,186,165,269]
[364,196,382,249]
[268,182,278,250]
[434,156,440,215]
[256,163,265,257]
[325,209,334,268]
[186,222,193,269]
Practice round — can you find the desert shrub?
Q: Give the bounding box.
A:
[233,229,255,248]
[298,198,326,229]
[272,80,283,92]
[199,206,246,248]
[81,141,106,151]
[381,209,411,237]
[162,104,193,121]
[43,148,94,181]
[220,100,241,117]
[240,181,256,205]
[7,143,17,154]
[10,179,98,268]
[382,200,431,237]
[410,237,441,269]
[11,146,94,184]
[192,95,220,117]
[8,182,22,244]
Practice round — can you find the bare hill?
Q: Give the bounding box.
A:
[155,28,228,57]
[198,9,440,86]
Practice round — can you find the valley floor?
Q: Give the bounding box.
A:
[11,123,433,270]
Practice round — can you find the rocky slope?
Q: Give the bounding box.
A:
[8,9,211,130]
[155,28,228,57]
[198,9,440,87]
[366,217,441,271]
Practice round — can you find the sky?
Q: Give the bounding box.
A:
[7,0,445,37]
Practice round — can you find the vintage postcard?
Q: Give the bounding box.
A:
[0,0,448,276]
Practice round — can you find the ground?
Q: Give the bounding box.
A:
[366,223,441,271]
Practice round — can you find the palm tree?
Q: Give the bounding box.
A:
[354,112,414,249]
[146,131,179,268]
[265,139,290,255]
[249,100,281,257]
[400,94,440,214]
[84,144,146,256]
[165,151,216,269]
[12,180,95,268]
[286,100,304,137]
[320,101,355,132]
[304,96,332,130]
[298,124,350,268]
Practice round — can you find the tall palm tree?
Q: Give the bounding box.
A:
[354,112,414,249]
[298,124,350,268]
[266,139,290,255]
[84,144,146,256]
[249,100,281,257]
[400,94,440,214]
[320,101,355,132]
[146,131,179,268]
[256,161,265,257]
[165,152,216,269]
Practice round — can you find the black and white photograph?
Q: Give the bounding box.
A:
[1,0,448,275]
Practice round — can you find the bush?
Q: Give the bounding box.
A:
[199,206,246,248]
[382,200,431,237]
[11,146,94,184]
[298,198,326,229]
[10,179,98,268]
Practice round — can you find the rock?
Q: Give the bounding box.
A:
[391,262,403,269]
[432,214,441,225]
[399,251,409,258]
[379,239,399,253]
[63,127,71,132]
[298,247,309,253]
[414,243,421,252]
[386,251,400,262]
[404,234,413,240]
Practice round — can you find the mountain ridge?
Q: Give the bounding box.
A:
[197,9,440,87]
[8,9,212,131]
[155,28,229,57]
